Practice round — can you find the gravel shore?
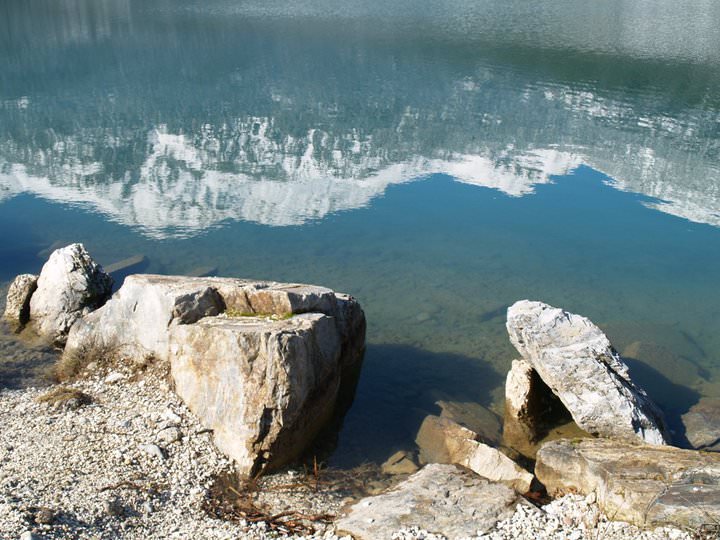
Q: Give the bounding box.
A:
[0,365,695,540]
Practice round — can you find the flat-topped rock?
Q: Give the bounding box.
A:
[506,300,668,445]
[64,274,361,362]
[62,273,365,475]
[29,243,113,344]
[536,438,720,529]
[336,464,520,540]
[3,274,38,327]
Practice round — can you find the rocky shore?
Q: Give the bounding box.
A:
[1,243,718,539]
[0,375,694,540]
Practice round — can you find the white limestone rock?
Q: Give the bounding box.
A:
[3,274,37,326]
[62,274,366,475]
[65,274,226,361]
[502,358,579,458]
[536,438,720,529]
[336,464,520,540]
[29,243,113,344]
[415,415,534,493]
[506,300,668,445]
[169,313,344,475]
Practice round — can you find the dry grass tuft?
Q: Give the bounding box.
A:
[37,386,92,410]
[54,340,120,381]
[202,460,387,535]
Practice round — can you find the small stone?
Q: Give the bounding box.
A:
[140,443,166,460]
[156,427,182,445]
[163,409,182,425]
[34,506,55,524]
[19,532,39,540]
[367,481,387,495]
[105,498,124,517]
[381,450,419,475]
[3,274,38,326]
[104,372,125,384]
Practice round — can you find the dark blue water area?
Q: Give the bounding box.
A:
[2,166,720,464]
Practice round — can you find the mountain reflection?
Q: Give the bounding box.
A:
[1,0,719,237]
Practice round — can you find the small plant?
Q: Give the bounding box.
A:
[37,386,92,410]
[54,339,119,381]
[225,308,294,321]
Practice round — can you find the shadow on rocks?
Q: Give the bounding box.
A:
[326,343,504,468]
[623,356,701,448]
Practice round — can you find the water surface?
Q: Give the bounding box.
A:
[1,0,720,465]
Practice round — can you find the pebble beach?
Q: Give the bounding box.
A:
[0,367,694,540]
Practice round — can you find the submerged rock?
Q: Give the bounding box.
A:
[29,243,113,344]
[3,274,38,327]
[536,438,720,529]
[681,397,720,451]
[336,463,520,540]
[63,274,365,475]
[381,450,419,475]
[415,415,534,493]
[506,300,669,445]
[434,396,503,447]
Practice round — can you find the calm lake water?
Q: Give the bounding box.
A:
[2,0,720,466]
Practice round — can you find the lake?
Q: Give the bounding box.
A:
[1,0,720,466]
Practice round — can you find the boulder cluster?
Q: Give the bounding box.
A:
[5,244,719,539]
[4,243,366,477]
[339,301,720,539]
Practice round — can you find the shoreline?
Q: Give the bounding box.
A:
[0,372,693,540]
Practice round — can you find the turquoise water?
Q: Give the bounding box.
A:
[2,0,720,465]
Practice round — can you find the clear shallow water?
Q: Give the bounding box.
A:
[1,0,720,466]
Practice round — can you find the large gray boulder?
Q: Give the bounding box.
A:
[63,274,365,475]
[536,438,720,529]
[336,464,520,540]
[506,300,668,445]
[65,274,226,362]
[29,244,113,344]
[3,274,38,327]
[169,314,344,474]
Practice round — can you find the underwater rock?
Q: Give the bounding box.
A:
[29,244,113,345]
[3,273,38,327]
[381,450,419,475]
[506,300,669,445]
[336,463,519,540]
[536,438,720,529]
[415,415,533,493]
[681,397,720,451]
[63,274,366,475]
[434,395,503,447]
